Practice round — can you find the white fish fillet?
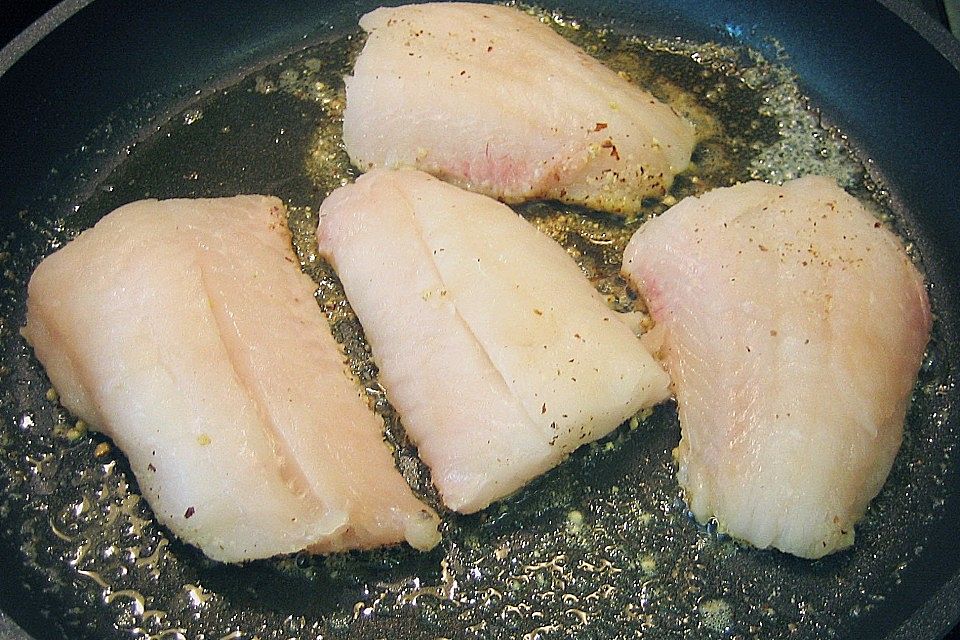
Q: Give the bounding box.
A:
[317,168,671,513]
[621,176,931,558]
[343,2,696,214]
[22,196,440,563]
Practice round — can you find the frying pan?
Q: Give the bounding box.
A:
[1,1,959,639]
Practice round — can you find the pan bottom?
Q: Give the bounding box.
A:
[0,8,955,640]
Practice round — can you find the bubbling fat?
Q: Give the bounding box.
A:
[0,6,951,640]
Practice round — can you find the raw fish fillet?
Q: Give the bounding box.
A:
[317,168,671,513]
[343,2,695,214]
[621,176,931,558]
[22,196,440,563]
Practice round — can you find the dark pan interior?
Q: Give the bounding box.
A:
[1,1,959,639]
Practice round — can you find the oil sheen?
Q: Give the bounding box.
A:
[0,5,954,640]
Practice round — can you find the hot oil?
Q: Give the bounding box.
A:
[0,6,955,640]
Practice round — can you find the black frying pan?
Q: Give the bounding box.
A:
[1,1,959,639]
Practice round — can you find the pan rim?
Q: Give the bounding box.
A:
[0,1,958,640]
[879,0,960,71]
[2,1,959,82]
[0,0,94,77]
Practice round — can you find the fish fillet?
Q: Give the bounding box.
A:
[22,196,440,563]
[317,168,671,513]
[343,2,696,214]
[621,176,931,558]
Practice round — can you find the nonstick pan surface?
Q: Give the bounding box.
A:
[1,1,959,639]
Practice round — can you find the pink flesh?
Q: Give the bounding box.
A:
[22,196,440,562]
[343,2,696,214]
[318,168,670,513]
[621,176,931,558]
